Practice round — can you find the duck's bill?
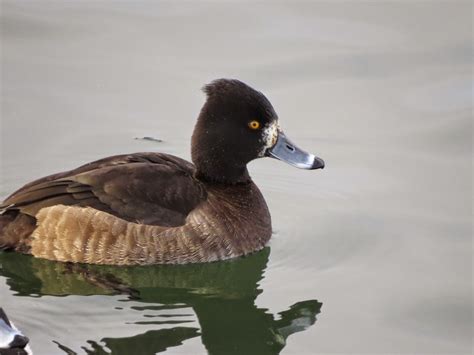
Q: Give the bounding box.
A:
[265,131,325,170]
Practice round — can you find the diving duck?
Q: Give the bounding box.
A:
[0,79,324,265]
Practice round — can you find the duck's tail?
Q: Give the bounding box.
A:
[0,211,35,253]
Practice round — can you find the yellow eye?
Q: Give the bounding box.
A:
[248,120,260,130]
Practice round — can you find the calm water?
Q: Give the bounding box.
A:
[0,1,472,354]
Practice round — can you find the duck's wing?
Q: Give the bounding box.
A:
[1,153,206,227]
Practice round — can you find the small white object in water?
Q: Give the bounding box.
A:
[0,308,31,353]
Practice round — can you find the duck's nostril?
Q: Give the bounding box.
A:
[285,144,295,152]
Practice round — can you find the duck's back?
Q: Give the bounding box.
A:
[0,152,207,254]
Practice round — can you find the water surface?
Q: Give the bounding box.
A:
[0,1,472,354]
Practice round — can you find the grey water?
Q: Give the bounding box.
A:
[0,1,472,354]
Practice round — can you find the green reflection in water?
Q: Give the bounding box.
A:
[0,249,322,355]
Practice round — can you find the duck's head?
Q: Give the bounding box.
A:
[191,79,324,184]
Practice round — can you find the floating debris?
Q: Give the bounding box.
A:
[134,136,163,143]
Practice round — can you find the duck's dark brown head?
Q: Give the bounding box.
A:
[191,79,324,184]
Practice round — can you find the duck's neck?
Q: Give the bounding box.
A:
[194,162,251,185]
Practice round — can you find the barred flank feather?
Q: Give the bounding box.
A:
[29,184,271,265]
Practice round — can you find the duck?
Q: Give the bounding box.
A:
[0,308,31,355]
[0,79,324,265]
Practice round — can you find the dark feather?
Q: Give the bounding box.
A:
[1,153,207,227]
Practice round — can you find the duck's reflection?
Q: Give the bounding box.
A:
[0,249,322,355]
